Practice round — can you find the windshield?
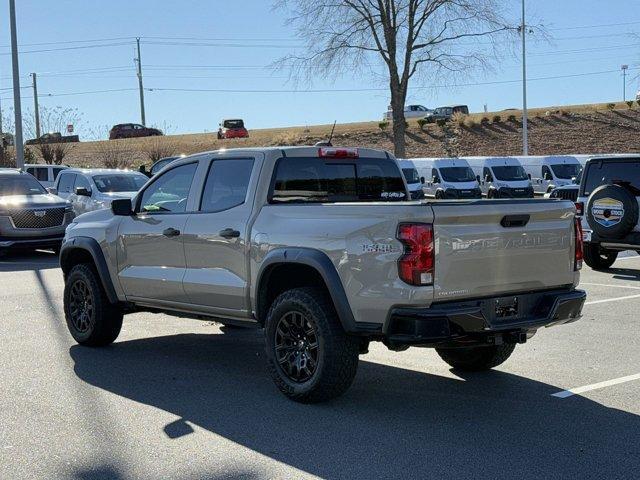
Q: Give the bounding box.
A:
[0,175,46,196]
[551,163,581,179]
[223,120,244,129]
[92,173,147,193]
[440,167,475,182]
[402,168,420,184]
[492,165,528,181]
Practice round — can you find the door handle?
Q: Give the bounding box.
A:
[163,227,181,237]
[219,228,240,239]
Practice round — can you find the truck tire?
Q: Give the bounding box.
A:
[265,287,359,403]
[583,243,618,270]
[63,263,123,347]
[436,343,516,371]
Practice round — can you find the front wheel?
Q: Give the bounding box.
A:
[63,264,123,347]
[583,243,618,270]
[265,287,360,403]
[436,343,516,371]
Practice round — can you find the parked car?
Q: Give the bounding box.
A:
[397,159,424,199]
[60,146,585,403]
[423,105,469,123]
[25,164,69,189]
[0,170,73,254]
[52,168,148,216]
[466,156,534,198]
[412,157,481,199]
[109,124,162,140]
[25,132,79,145]
[149,156,181,177]
[577,156,640,270]
[217,119,249,139]
[383,104,432,121]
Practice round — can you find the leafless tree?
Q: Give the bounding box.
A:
[22,105,85,140]
[275,0,515,157]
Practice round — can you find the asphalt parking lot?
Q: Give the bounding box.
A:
[1,251,639,480]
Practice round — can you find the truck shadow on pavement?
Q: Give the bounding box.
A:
[70,331,640,479]
[0,250,58,272]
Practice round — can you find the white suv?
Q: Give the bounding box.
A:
[577,156,640,269]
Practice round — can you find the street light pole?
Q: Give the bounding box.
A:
[31,73,41,139]
[622,65,628,102]
[135,37,146,126]
[9,0,25,169]
[521,0,528,156]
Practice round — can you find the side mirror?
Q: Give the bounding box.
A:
[544,172,553,181]
[75,187,91,197]
[111,198,133,216]
[476,175,481,183]
[420,176,425,184]
[47,187,58,195]
[527,173,532,180]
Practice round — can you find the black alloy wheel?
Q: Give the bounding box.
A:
[274,310,319,383]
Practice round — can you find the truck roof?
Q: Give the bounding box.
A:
[187,146,392,160]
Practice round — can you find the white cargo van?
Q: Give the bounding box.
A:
[397,159,424,199]
[518,156,582,196]
[412,158,481,199]
[466,157,534,198]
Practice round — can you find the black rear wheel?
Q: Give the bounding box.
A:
[64,264,123,346]
[583,243,618,270]
[436,343,516,371]
[265,287,359,403]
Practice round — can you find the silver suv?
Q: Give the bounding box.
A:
[60,147,584,402]
[0,170,73,253]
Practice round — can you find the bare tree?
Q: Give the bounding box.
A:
[23,105,85,140]
[276,0,514,157]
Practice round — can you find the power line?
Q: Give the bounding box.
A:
[549,20,640,31]
[0,41,134,55]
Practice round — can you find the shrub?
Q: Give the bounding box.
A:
[480,116,490,125]
[492,115,502,123]
[53,143,70,165]
[96,141,132,169]
[507,114,517,122]
[269,131,302,146]
[0,146,16,168]
[463,117,477,128]
[142,136,178,163]
[436,119,447,127]
[637,100,640,107]
[417,118,428,131]
[24,147,36,163]
[626,101,634,109]
[451,112,467,126]
[35,143,55,164]
[559,109,570,117]
[378,121,389,131]
[606,103,616,110]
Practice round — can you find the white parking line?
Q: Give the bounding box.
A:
[585,294,640,305]
[617,255,640,261]
[552,373,640,398]
[581,282,640,290]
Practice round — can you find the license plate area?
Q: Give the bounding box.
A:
[495,296,519,319]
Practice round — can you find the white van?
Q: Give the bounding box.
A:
[397,159,424,199]
[518,156,582,196]
[411,158,481,199]
[24,164,69,189]
[466,157,534,198]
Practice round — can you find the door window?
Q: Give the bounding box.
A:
[52,167,65,180]
[431,168,440,183]
[57,172,76,193]
[74,175,92,192]
[483,167,493,182]
[139,163,197,213]
[542,165,553,181]
[27,167,49,181]
[200,159,254,212]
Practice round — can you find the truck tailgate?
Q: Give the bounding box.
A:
[431,200,577,302]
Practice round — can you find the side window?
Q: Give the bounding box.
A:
[57,173,76,193]
[200,159,254,212]
[431,168,440,183]
[36,168,49,181]
[139,163,197,213]
[74,175,91,192]
[26,167,35,175]
[483,167,493,182]
[52,168,65,180]
[542,165,553,180]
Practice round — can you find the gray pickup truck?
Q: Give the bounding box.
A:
[60,146,586,403]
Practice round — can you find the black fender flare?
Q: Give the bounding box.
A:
[256,248,357,333]
[60,237,119,304]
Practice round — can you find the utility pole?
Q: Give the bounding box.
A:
[622,65,628,102]
[521,0,529,156]
[135,37,146,126]
[31,73,41,138]
[9,0,25,169]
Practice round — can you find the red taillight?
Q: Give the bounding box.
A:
[574,217,583,270]
[575,202,584,216]
[318,147,359,158]
[397,223,434,286]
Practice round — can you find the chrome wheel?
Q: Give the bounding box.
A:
[69,279,94,333]
[274,311,319,383]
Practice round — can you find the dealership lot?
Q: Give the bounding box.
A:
[1,252,639,479]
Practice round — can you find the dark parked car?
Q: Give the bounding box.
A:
[25,132,79,145]
[109,124,162,140]
[423,105,469,123]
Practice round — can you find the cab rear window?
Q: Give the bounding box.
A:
[583,160,640,196]
[270,157,407,203]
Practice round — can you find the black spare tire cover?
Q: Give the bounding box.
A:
[586,184,638,238]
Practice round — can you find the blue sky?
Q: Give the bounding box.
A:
[0,0,639,138]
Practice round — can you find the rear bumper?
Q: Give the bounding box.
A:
[384,288,586,347]
[584,230,640,250]
[495,187,534,198]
